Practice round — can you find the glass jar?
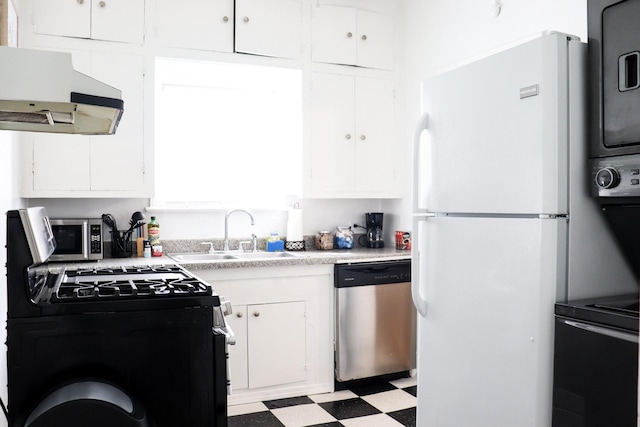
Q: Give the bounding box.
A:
[334,226,354,249]
[315,231,334,250]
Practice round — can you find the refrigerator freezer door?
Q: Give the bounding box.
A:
[414,215,566,427]
[419,34,573,215]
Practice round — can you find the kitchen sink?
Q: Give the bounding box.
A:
[233,251,304,260]
[168,253,240,262]
[168,251,306,263]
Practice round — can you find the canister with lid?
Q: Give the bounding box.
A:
[334,226,354,249]
[315,231,334,250]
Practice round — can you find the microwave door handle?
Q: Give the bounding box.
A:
[82,222,89,259]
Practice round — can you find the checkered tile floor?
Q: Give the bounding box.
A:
[228,377,417,427]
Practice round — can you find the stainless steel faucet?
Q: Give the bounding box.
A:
[223,209,255,252]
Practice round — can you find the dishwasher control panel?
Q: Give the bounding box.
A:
[335,260,411,288]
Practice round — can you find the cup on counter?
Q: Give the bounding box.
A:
[395,231,411,250]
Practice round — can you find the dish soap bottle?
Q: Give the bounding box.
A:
[266,231,284,252]
[148,216,162,257]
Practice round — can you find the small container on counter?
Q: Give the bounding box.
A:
[334,226,354,249]
[395,231,412,250]
[315,231,334,250]
[143,240,151,258]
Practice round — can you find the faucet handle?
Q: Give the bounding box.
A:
[201,242,215,254]
[238,241,252,253]
[251,233,258,252]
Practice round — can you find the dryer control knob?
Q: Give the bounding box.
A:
[595,167,620,189]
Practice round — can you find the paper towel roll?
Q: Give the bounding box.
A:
[286,208,304,241]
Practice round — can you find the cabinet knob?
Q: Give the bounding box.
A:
[360,135,366,140]
[244,16,250,23]
[236,312,243,318]
[345,134,352,140]
[253,311,260,317]
[347,32,353,38]
[361,34,367,41]
[223,16,229,22]
[99,1,105,7]
[77,0,84,4]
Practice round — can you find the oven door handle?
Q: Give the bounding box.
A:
[213,325,236,346]
[563,320,639,343]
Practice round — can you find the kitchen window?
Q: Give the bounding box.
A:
[153,58,303,209]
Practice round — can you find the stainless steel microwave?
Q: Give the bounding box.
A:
[49,218,103,262]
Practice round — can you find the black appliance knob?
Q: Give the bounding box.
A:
[595,167,620,189]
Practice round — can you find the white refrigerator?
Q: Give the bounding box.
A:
[411,33,636,427]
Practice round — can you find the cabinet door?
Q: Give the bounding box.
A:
[32,50,92,192]
[91,0,144,44]
[227,305,248,391]
[311,5,356,66]
[355,76,396,194]
[32,135,91,191]
[356,10,394,70]
[34,0,91,38]
[156,0,234,52]
[309,73,356,194]
[311,6,394,70]
[248,301,306,389]
[235,0,303,59]
[28,51,144,195]
[90,52,144,191]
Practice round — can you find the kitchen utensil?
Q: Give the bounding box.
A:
[101,213,118,232]
[128,211,145,229]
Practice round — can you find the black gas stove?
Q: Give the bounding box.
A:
[30,263,219,316]
[5,208,231,427]
[553,293,638,427]
[555,293,639,332]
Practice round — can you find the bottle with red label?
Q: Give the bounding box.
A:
[148,216,162,257]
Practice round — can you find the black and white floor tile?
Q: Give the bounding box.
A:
[228,377,417,427]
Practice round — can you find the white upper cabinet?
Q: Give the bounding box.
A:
[235,0,303,59]
[155,0,234,52]
[312,5,394,70]
[33,0,145,44]
[24,51,146,197]
[308,72,398,198]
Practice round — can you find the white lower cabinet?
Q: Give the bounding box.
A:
[227,301,306,391]
[248,301,306,389]
[195,265,334,405]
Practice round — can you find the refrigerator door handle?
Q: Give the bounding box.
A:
[411,213,432,317]
[412,112,429,213]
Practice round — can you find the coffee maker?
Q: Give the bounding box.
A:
[364,212,384,248]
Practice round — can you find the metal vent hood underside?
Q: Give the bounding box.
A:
[0,47,124,135]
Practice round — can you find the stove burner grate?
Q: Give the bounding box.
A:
[65,265,184,277]
[54,278,210,301]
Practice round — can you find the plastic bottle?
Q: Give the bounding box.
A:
[148,216,162,257]
[266,231,284,252]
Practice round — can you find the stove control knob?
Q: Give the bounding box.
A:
[595,167,620,189]
[219,296,233,316]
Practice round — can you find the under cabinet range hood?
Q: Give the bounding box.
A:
[0,47,124,135]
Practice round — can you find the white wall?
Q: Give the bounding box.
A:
[31,197,387,242]
[0,130,25,427]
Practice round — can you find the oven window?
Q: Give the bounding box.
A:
[52,225,83,255]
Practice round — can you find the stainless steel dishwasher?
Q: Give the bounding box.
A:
[334,260,415,382]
